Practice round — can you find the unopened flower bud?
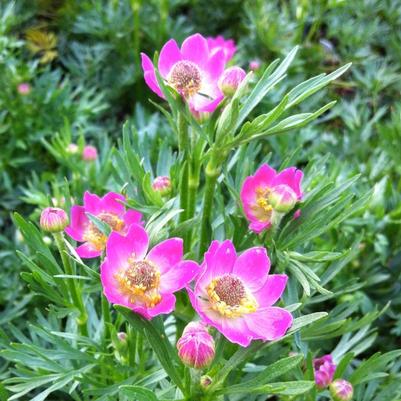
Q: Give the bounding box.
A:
[152,176,172,196]
[17,83,31,95]
[66,143,79,155]
[314,354,336,389]
[200,375,212,388]
[268,184,298,213]
[329,379,353,401]
[40,207,69,233]
[177,322,215,369]
[218,66,246,96]
[117,332,127,342]
[82,145,98,161]
[249,60,261,71]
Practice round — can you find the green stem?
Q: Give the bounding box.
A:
[184,163,200,253]
[198,153,221,259]
[178,113,190,224]
[54,232,88,336]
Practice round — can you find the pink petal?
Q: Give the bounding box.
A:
[273,167,303,199]
[253,274,288,307]
[253,164,277,188]
[141,52,154,72]
[220,317,254,347]
[144,71,164,98]
[244,307,293,341]
[83,191,102,214]
[158,39,182,77]
[123,209,143,227]
[147,293,176,317]
[159,260,199,293]
[232,247,270,291]
[206,48,226,80]
[190,93,224,113]
[101,258,126,303]
[100,192,126,215]
[180,33,208,67]
[146,238,183,274]
[65,205,88,241]
[196,240,236,292]
[141,53,164,98]
[76,242,101,258]
[205,239,236,277]
[240,176,258,210]
[106,224,149,267]
[249,220,271,233]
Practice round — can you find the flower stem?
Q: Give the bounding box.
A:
[198,152,221,258]
[101,293,111,340]
[53,232,88,336]
[178,113,190,223]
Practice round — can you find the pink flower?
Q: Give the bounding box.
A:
[82,145,97,161]
[141,33,226,113]
[240,164,303,233]
[206,36,236,62]
[249,60,261,71]
[189,240,292,347]
[65,191,142,258]
[100,224,199,319]
[40,207,69,233]
[177,321,215,369]
[329,379,353,401]
[218,66,246,96]
[17,83,31,95]
[314,354,336,388]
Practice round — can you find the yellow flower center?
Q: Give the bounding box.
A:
[252,187,273,221]
[206,274,258,318]
[83,212,125,251]
[168,61,202,97]
[115,260,161,308]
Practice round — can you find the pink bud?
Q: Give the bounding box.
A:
[66,143,79,155]
[218,66,246,96]
[293,209,301,220]
[176,322,215,369]
[314,354,336,389]
[117,332,127,342]
[268,184,298,213]
[152,176,172,196]
[40,207,69,233]
[249,60,261,71]
[329,379,353,401]
[82,145,98,161]
[17,83,31,95]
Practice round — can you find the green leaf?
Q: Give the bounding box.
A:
[85,213,111,236]
[236,46,299,130]
[115,306,184,393]
[223,354,303,394]
[221,380,314,396]
[120,385,160,401]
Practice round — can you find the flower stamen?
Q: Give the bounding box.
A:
[206,274,257,318]
[115,259,161,307]
[168,61,202,97]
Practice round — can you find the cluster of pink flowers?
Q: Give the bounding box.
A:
[141,33,245,116]
[56,181,295,351]
[40,34,310,364]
